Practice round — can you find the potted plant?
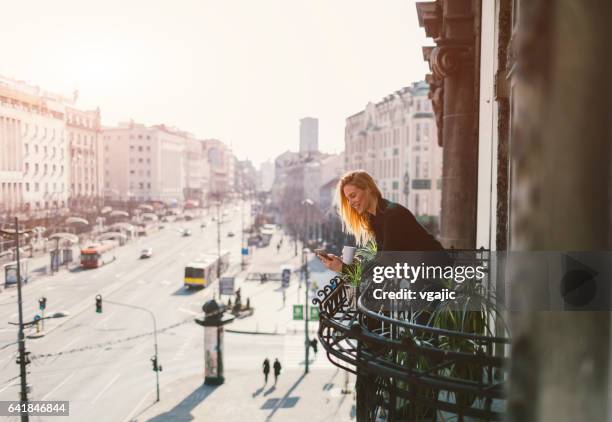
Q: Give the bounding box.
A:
[341,241,377,308]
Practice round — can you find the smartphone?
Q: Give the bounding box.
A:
[314,248,330,259]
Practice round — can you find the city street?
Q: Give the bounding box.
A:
[0,207,355,421]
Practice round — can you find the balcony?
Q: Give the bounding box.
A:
[313,250,509,421]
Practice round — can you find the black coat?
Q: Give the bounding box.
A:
[367,199,444,252]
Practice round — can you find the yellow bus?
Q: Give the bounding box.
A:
[184,251,230,289]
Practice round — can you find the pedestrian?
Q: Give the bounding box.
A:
[273,358,282,385]
[262,358,270,384]
[310,339,318,356]
[282,288,286,307]
[276,242,281,253]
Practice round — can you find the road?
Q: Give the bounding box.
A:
[0,204,248,421]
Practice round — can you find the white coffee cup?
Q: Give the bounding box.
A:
[342,246,356,265]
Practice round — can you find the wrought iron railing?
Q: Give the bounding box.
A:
[313,250,510,421]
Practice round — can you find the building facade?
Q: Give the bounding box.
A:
[344,82,441,218]
[201,138,234,197]
[0,76,70,218]
[103,122,188,205]
[65,106,102,210]
[258,160,275,192]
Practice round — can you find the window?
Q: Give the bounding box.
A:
[25,163,29,173]
[130,146,134,150]
[139,182,144,189]
[35,163,39,173]
[146,146,150,151]
[25,183,29,192]
[138,135,142,140]
[35,145,38,154]
[44,164,48,174]
[147,183,151,188]
[138,146,143,152]
[43,146,47,155]
[138,158,143,163]
[35,183,39,192]
[392,181,399,190]
[25,143,29,154]
[130,170,135,175]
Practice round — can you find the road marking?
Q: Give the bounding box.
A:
[91,373,120,404]
[160,280,171,286]
[115,272,125,278]
[178,307,199,316]
[173,336,192,361]
[121,389,155,422]
[0,378,18,394]
[41,371,77,400]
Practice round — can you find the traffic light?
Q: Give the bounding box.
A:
[95,295,102,313]
[39,296,47,311]
[151,356,162,372]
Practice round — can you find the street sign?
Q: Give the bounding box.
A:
[310,307,319,321]
[293,305,304,320]
[219,277,235,295]
[241,247,249,256]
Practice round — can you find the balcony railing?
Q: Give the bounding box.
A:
[313,250,510,421]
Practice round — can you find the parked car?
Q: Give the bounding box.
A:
[140,248,153,259]
[182,229,192,237]
[227,231,235,237]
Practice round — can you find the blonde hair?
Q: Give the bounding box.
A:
[336,170,382,246]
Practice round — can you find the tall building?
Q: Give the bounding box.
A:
[299,117,319,153]
[344,82,441,218]
[0,76,70,217]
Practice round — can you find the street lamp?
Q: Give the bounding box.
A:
[0,218,31,421]
[301,198,314,374]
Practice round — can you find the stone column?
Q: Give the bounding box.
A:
[417,0,480,249]
[505,1,612,421]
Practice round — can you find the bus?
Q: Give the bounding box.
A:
[184,251,230,289]
[80,241,118,269]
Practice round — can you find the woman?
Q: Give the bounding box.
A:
[319,170,444,271]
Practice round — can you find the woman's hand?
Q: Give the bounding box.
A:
[317,253,343,273]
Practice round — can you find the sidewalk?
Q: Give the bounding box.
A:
[228,233,337,335]
[128,368,356,422]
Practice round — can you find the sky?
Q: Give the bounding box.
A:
[1,0,431,166]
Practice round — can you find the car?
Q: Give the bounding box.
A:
[140,248,153,258]
[227,231,235,237]
[200,221,207,228]
[182,229,192,237]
